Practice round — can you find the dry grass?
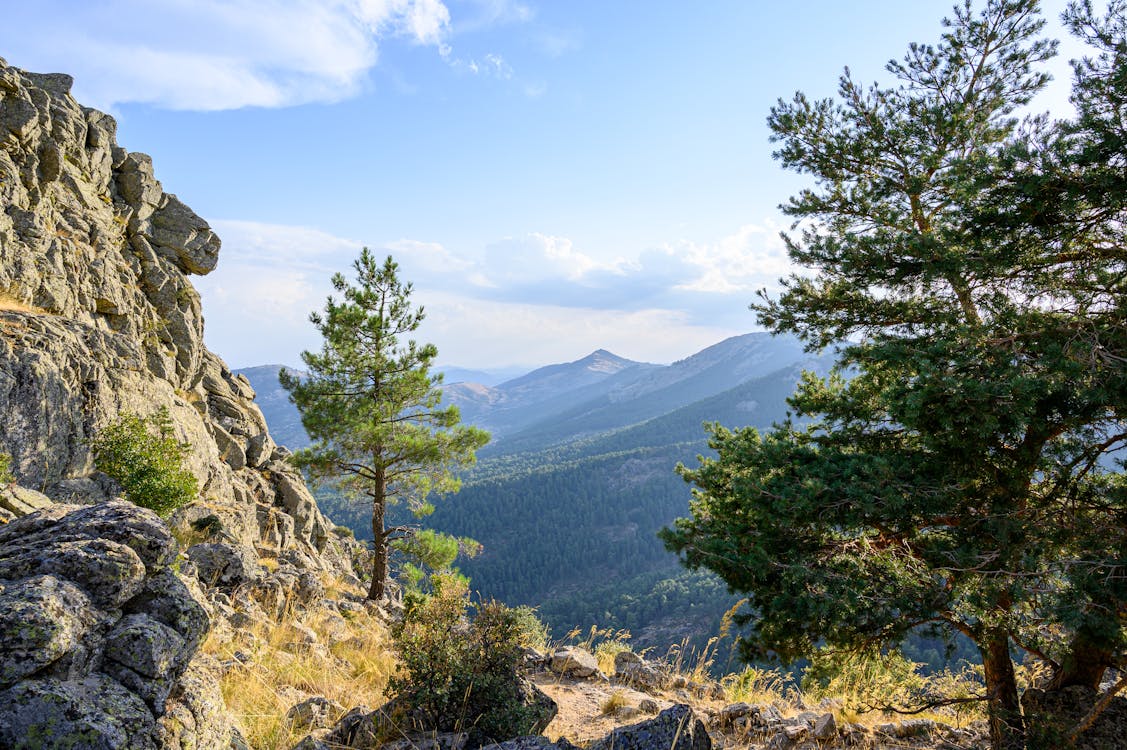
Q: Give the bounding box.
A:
[664,636,721,686]
[599,690,630,716]
[593,639,634,676]
[203,587,398,750]
[723,665,793,706]
[0,290,46,314]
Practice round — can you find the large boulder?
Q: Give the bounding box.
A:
[0,55,358,586]
[550,647,600,679]
[0,501,235,749]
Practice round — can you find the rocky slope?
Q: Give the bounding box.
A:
[0,56,350,574]
[0,58,363,747]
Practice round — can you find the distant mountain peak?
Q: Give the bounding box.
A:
[580,349,634,373]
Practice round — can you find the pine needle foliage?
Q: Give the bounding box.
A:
[662,3,1127,749]
[281,249,489,600]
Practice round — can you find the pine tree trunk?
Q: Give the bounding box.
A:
[982,630,1024,750]
[1052,632,1109,690]
[367,479,388,601]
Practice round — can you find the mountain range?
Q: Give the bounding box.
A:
[240,332,815,452]
[237,332,838,649]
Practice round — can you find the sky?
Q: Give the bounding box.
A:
[0,0,1087,370]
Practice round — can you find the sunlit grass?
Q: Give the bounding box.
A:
[202,581,397,750]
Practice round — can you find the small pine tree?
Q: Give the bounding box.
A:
[281,249,489,600]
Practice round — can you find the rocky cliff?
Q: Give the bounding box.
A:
[0,56,351,574]
[0,57,367,748]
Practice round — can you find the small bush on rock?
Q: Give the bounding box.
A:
[92,408,198,517]
[389,572,546,743]
[0,452,12,484]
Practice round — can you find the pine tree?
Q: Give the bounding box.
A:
[281,249,489,600]
[662,2,1125,748]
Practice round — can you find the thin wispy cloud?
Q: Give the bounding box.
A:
[191,219,787,367]
[0,0,505,111]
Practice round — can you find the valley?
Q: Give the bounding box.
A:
[238,332,838,651]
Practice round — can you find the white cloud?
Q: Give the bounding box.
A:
[386,238,474,275]
[482,233,627,284]
[415,291,743,368]
[673,220,792,294]
[0,0,454,111]
[210,220,364,266]
[190,219,786,368]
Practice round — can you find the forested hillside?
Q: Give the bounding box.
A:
[241,335,832,649]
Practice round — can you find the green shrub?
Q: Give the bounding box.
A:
[389,573,544,743]
[0,452,12,484]
[91,408,198,517]
[508,605,551,653]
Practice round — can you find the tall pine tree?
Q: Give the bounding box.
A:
[662,2,1125,748]
[282,249,489,600]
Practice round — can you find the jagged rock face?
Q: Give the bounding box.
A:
[0,501,232,749]
[0,57,351,574]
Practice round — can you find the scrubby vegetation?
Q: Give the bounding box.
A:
[388,572,549,743]
[91,408,198,516]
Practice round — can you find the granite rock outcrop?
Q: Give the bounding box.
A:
[0,501,233,749]
[0,56,353,576]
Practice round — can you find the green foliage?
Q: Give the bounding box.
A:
[0,452,12,484]
[392,528,480,595]
[663,2,1127,748]
[281,249,489,599]
[507,605,552,652]
[91,409,198,517]
[389,573,544,743]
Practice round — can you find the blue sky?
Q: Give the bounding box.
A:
[0,0,1082,369]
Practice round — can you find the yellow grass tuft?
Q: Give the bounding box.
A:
[0,290,46,314]
[203,580,398,750]
[723,665,791,706]
[599,690,630,716]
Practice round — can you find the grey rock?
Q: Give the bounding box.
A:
[146,194,221,275]
[550,646,600,678]
[103,613,189,711]
[0,56,362,596]
[812,711,837,739]
[0,674,159,750]
[479,738,581,750]
[122,568,211,652]
[614,650,665,691]
[752,703,784,727]
[0,574,99,687]
[380,732,467,750]
[187,542,263,589]
[286,696,345,731]
[719,702,752,727]
[0,483,52,520]
[0,501,227,748]
[314,705,380,749]
[521,678,559,734]
[587,704,711,750]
